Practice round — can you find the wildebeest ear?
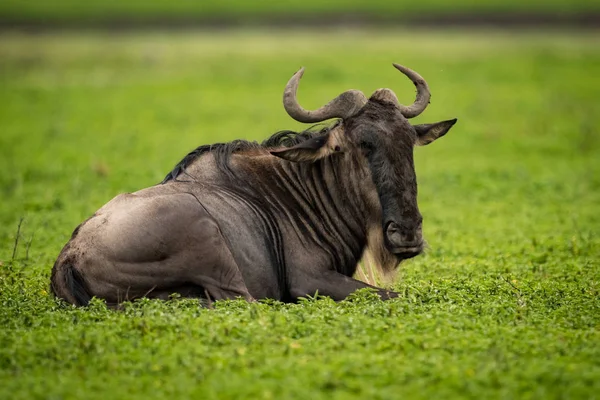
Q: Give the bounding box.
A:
[413,118,457,146]
[270,133,342,163]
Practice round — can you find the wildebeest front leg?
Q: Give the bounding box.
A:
[290,270,398,301]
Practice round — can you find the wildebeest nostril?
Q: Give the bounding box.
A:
[403,232,415,243]
[385,222,401,241]
[385,221,422,249]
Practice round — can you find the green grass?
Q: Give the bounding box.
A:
[0,0,598,22]
[1,30,599,399]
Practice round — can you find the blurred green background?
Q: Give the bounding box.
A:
[0,0,598,25]
[1,1,599,399]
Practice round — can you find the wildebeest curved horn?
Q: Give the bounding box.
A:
[283,67,368,123]
[392,63,431,118]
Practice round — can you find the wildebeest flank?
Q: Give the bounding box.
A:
[51,63,457,306]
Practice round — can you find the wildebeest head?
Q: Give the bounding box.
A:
[271,64,457,261]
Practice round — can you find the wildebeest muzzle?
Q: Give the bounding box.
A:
[385,221,424,260]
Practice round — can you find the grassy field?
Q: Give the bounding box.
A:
[0,30,599,399]
[0,0,598,22]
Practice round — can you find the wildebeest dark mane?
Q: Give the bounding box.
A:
[161,122,338,183]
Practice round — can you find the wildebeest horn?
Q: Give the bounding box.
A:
[283,67,368,123]
[392,63,431,118]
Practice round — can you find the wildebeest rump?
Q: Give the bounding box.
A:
[51,63,457,306]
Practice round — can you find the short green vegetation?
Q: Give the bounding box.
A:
[0,30,599,399]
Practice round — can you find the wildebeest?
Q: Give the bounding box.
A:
[51,63,457,306]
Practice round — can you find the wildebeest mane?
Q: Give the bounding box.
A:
[161,122,337,183]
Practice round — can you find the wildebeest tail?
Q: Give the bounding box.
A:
[50,262,92,306]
